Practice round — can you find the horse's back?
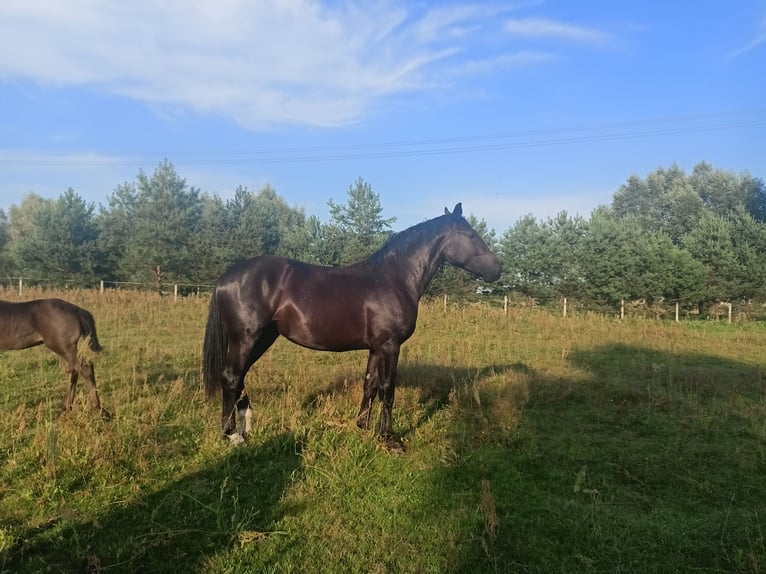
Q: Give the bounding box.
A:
[0,298,99,352]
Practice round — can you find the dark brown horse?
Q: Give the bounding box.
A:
[203,203,502,448]
[0,298,103,411]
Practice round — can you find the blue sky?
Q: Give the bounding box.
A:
[1,1,764,234]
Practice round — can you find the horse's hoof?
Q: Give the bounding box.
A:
[99,408,113,421]
[381,436,406,454]
[225,432,246,446]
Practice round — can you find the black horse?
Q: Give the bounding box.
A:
[203,203,501,449]
[0,298,103,411]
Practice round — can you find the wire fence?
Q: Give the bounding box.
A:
[2,276,214,300]
[3,276,766,322]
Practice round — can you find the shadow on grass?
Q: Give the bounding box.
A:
[301,361,531,434]
[2,433,302,574]
[431,344,766,573]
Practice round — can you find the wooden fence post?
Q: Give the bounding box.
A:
[18,277,22,296]
[504,295,508,317]
[562,297,567,317]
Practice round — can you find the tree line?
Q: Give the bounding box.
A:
[1,160,765,313]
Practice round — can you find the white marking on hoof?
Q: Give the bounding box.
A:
[226,432,245,445]
[239,407,253,435]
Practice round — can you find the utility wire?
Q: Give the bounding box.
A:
[0,109,763,168]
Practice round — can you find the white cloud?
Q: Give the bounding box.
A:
[504,17,611,44]
[0,0,547,129]
[724,18,766,61]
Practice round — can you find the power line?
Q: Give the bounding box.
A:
[0,109,763,168]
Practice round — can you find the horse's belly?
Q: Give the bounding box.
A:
[275,303,370,352]
[278,318,367,352]
[0,332,43,351]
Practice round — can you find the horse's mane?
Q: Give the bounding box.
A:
[363,212,452,267]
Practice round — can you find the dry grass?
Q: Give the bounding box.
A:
[0,287,764,573]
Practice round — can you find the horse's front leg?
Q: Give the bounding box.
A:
[356,352,379,430]
[220,324,278,445]
[377,344,404,452]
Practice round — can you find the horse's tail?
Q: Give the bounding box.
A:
[77,307,103,352]
[203,291,226,400]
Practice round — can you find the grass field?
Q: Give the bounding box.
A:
[0,288,764,573]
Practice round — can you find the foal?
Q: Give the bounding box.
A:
[0,298,104,411]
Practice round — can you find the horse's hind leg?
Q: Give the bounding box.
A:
[235,392,252,439]
[58,344,101,412]
[78,359,102,411]
[221,323,279,444]
[356,352,379,430]
[64,368,78,411]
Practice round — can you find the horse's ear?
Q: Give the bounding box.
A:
[453,203,462,217]
[444,206,450,215]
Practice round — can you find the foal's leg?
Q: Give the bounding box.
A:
[60,348,101,412]
[356,351,379,430]
[64,367,79,411]
[78,359,102,410]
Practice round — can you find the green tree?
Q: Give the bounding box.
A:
[192,185,307,280]
[545,211,586,299]
[726,207,766,300]
[613,164,704,242]
[327,177,396,263]
[284,215,344,265]
[579,209,639,306]
[99,161,202,284]
[8,189,99,283]
[499,214,556,301]
[577,208,703,308]
[690,162,766,222]
[189,193,229,282]
[0,209,13,276]
[499,212,585,303]
[681,211,740,305]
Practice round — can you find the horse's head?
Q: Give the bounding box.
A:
[442,203,502,282]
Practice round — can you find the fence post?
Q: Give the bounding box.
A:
[675,302,679,322]
[100,280,104,294]
[727,302,732,324]
[443,294,447,313]
[620,299,625,320]
[504,295,508,317]
[562,297,567,317]
[18,277,22,296]
[174,284,178,302]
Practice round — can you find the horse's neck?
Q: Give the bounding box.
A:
[379,235,446,299]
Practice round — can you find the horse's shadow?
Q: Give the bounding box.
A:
[302,361,533,438]
[2,433,302,574]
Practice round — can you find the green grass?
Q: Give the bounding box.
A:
[1,289,764,573]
